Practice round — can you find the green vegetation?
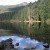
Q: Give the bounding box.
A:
[0,0,50,23]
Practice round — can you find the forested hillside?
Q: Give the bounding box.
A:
[0,0,50,23]
[10,0,49,21]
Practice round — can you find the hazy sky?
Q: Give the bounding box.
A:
[0,0,37,5]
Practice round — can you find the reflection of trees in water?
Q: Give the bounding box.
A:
[0,21,50,44]
[0,21,43,35]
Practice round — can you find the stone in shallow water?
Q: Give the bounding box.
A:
[43,43,49,48]
[0,38,14,50]
[15,43,19,46]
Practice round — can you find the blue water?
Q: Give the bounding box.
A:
[0,36,50,50]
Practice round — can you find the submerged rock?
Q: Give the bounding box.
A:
[24,48,30,50]
[31,47,36,49]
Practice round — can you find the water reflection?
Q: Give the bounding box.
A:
[0,22,50,44]
[0,21,44,34]
[0,36,50,50]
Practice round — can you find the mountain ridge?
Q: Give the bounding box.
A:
[0,2,29,14]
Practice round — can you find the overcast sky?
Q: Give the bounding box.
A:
[0,0,37,5]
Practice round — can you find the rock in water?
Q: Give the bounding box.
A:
[43,43,49,48]
[15,43,19,46]
[0,41,5,50]
[0,38,14,50]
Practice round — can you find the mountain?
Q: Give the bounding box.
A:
[16,2,29,7]
[0,2,28,14]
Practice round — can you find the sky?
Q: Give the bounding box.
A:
[0,0,38,5]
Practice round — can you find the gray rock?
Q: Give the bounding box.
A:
[0,38,14,50]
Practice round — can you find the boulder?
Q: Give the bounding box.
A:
[0,38,14,50]
[43,43,49,48]
[0,40,5,50]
